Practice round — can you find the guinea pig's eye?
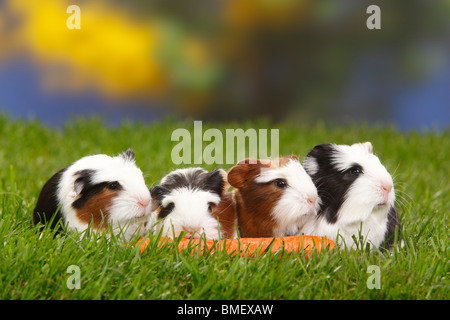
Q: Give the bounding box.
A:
[207,202,215,213]
[274,179,287,188]
[349,166,363,176]
[159,202,175,219]
[107,181,120,190]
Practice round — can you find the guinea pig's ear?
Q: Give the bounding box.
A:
[150,185,168,202]
[121,149,135,162]
[227,164,248,189]
[306,144,333,159]
[74,178,84,197]
[72,169,94,197]
[351,142,373,154]
[363,142,373,154]
[205,168,229,195]
[229,158,270,189]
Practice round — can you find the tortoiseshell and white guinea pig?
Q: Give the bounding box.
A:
[227,155,319,238]
[33,149,151,240]
[148,168,237,239]
[302,142,401,250]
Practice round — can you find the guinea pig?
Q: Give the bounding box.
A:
[148,167,237,239]
[227,155,319,238]
[33,149,151,240]
[302,142,401,250]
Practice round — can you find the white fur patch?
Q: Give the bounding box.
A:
[303,157,319,176]
[152,188,223,239]
[256,159,319,236]
[332,143,395,223]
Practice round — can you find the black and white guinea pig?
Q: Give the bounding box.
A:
[148,167,237,239]
[33,149,151,240]
[227,155,319,238]
[302,142,401,250]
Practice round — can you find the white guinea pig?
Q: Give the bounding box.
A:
[148,167,236,239]
[302,142,401,250]
[33,149,151,240]
[227,155,319,238]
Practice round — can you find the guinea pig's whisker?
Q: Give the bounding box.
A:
[395,190,413,210]
[391,162,401,179]
[213,201,234,217]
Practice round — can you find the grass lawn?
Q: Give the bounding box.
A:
[0,114,448,300]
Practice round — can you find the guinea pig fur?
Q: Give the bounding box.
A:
[302,142,401,250]
[33,149,151,240]
[148,167,237,239]
[227,155,319,238]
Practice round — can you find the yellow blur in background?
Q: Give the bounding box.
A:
[2,0,224,111]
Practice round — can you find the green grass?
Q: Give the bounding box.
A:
[0,113,448,300]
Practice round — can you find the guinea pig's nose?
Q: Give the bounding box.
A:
[138,198,150,208]
[381,184,393,194]
[182,226,202,238]
[307,195,317,205]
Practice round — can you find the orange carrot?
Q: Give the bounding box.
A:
[136,235,334,258]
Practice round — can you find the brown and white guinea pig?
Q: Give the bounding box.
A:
[302,142,401,250]
[33,149,151,240]
[148,167,237,239]
[227,155,319,238]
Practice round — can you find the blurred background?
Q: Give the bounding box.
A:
[0,0,449,130]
